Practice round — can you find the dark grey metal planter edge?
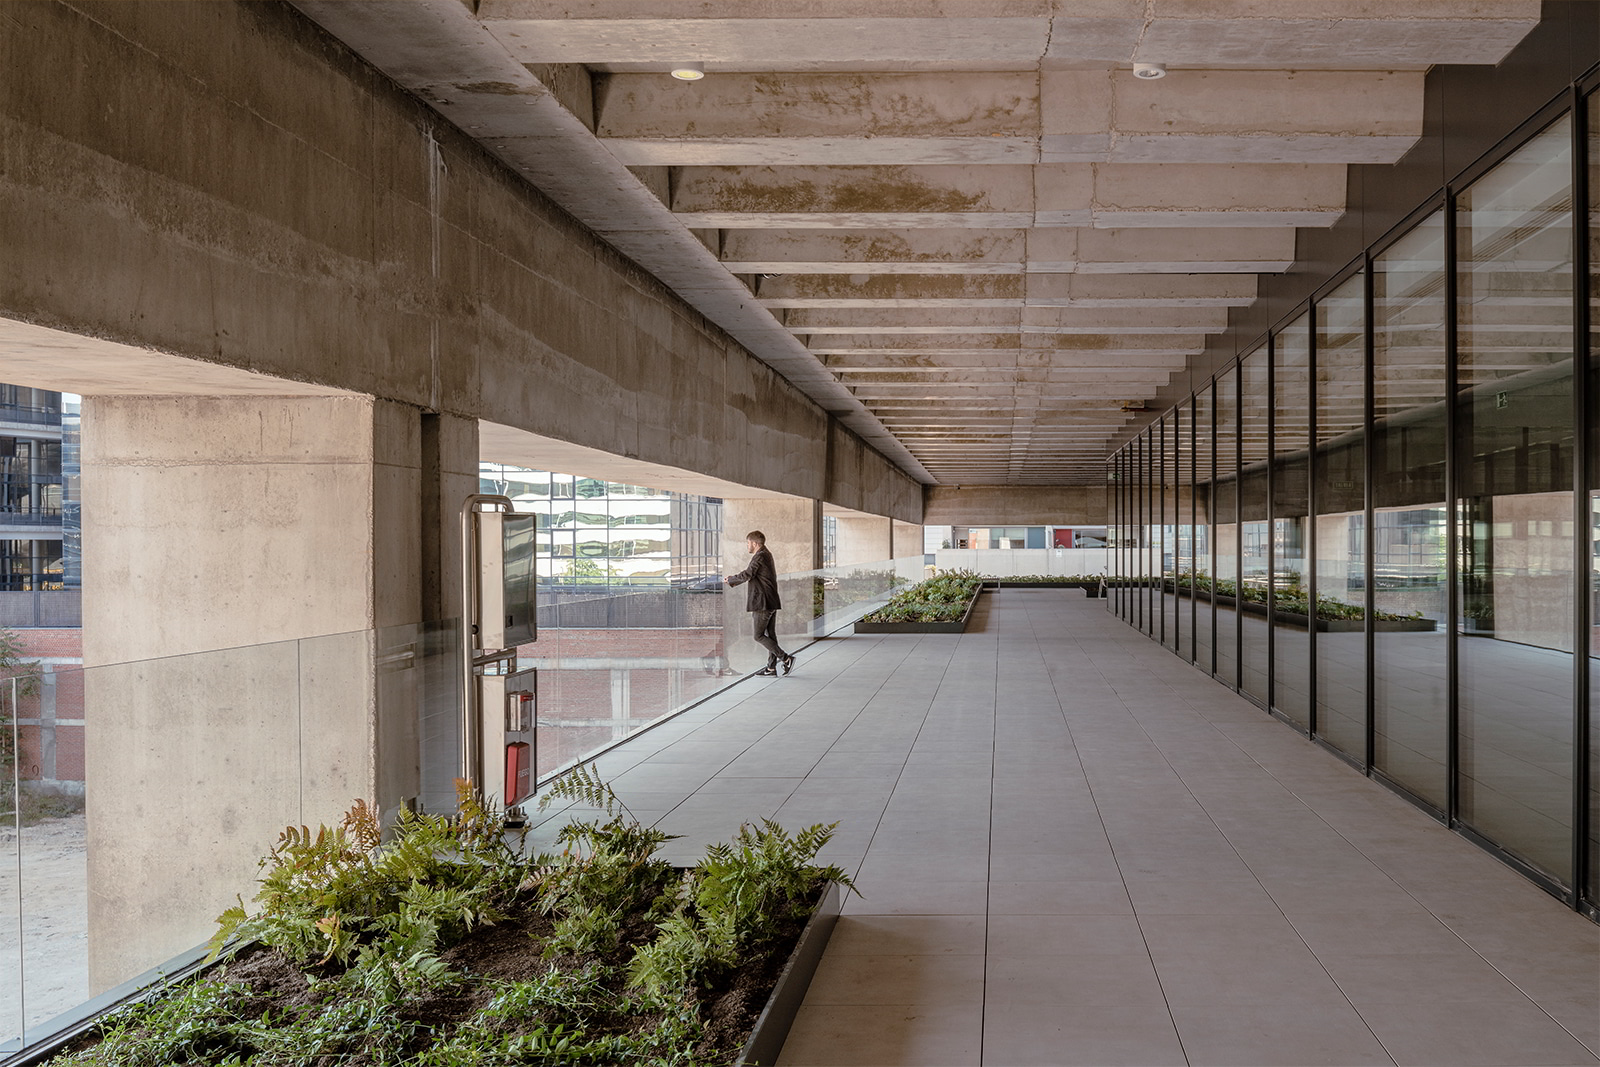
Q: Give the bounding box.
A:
[735,879,843,1066]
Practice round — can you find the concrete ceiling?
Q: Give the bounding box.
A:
[292,0,1540,488]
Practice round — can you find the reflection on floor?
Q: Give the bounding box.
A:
[1152,589,1576,881]
[528,590,1599,1067]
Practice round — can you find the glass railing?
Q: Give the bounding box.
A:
[0,554,922,1055]
[519,554,923,783]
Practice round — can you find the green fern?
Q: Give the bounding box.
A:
[538,761,636,822]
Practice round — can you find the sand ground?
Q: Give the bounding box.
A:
[0,813,88,1039]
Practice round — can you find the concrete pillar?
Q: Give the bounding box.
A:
[721,498,821,671]
[834,516,892,566]
[80,395,474,992]
[891,520,923,559]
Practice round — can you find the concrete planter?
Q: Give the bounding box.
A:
[736,880,843,1066]
[854,586,983,634]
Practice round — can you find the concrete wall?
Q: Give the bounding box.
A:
[0,0,919,514]
[924,485,1108,526]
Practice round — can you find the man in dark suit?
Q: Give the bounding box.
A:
[725,529,794,676]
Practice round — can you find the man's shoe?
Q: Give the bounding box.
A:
[782,654,795,675]
[755,666,778,676]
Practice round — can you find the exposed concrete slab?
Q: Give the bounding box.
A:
[671,163,1347,228]
[595,69,1421,166]
[1023,274,1258,307]
[481,2,1537,71]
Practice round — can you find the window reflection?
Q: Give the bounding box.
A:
[1314,273,1368,760]
[1240,348,1271,704]
[1274,316,1312,728]
[1373,211,1450,808]
[1456,115,1575,884]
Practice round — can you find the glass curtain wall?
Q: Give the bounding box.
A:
[1240,347,1272,703]
[1456,115,1576,884]
[1216,366,1240,687]
[1315,273,1369,760]
[1111,96,1600,911]
[1274,316,1313,727]
[1373,210,1451,809]
[1590,90,1600,905]
[1194,383,1216,673]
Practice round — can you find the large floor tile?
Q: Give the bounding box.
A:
[778,1004,984,1066]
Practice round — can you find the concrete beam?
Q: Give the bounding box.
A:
[757,273,1024,308]
[669,164,1347,229]
[1023,274,1258,307]
[1030,228,1299,274]
[482,2,1538,71]
[756,272,1256,308]
[720,227,1296,274]
[720,229,1027,274]
[924,485,1108,526]
[595,70,1422,165]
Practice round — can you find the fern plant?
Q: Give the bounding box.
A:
[210,780,531,968]
[628,819,853,1003]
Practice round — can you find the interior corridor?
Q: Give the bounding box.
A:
[528,588,1599,1067]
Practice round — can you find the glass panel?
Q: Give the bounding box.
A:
[1374,210,1450,808]
[1177,404,1190,662]
[1216,367,1240,686]
[1163,414,1181,652]
[1457,115,1575,884]
[1274,315,1313,728]
[1588,89,1600,906]
[1240,346,1271,703]
[1142,433,1155,636]
[1315,274,1368,760]
[1194,384,1216,674]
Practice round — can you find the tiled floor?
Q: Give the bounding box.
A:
[527,589,1600,1067]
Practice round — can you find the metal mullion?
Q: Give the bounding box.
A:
[1570,85,1591,910]
[1364,257,1378,775]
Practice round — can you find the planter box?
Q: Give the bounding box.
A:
[737,880,843,1066]
[854,586,983,633]
[992,580,1106,597]
[1162,587,1436,633]
[16,881,845,1067]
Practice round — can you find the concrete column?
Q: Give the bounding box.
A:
[80,394,472,992]
[834,515,893,566]
[721,498,821,671]
[891,520,923,559]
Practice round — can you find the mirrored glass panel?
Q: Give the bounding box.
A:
[1274,315,1313,728]
[1373,210,1450,808]
[1456,115,1575,884]
[1241,347,1271,703]
[1314,273,1368,760]
[1588,90,1600,904]
[1216,366,1241,686]
[1194,384,1216,673]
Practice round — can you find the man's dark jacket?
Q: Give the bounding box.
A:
[728,547,782,612]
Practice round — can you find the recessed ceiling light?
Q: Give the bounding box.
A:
[1133,62,1166,80]
[670,62,705,81]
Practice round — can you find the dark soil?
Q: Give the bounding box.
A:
[54,885,821,1066]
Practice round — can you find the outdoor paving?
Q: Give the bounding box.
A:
[526,589,1600,1067]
